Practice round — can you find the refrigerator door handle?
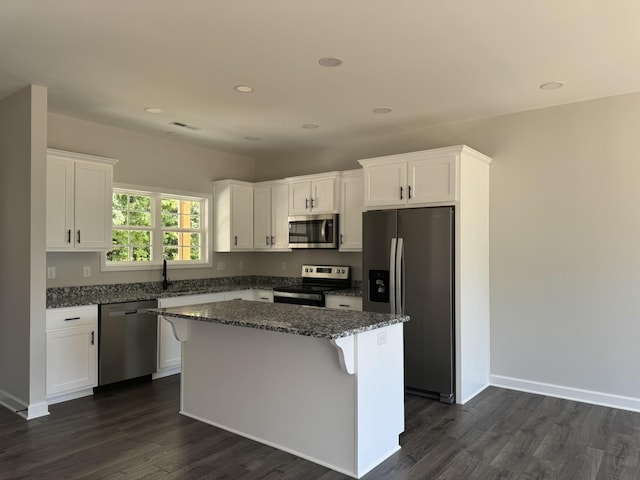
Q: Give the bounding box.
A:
[396,237,404,314]
[389,237,397,314]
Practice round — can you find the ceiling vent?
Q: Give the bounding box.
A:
[169,121,201,131]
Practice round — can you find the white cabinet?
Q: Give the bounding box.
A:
[339,170,364,252]
[213,180,254,251]
[155,292,226,379]
[254,290,274,302]
[223,289,254,300]
[46,149,117,251]
[287,173,340,215]
[359,147,458,209]
[325,295,363,311]
[253,181,290,251]
[46,305,98,404]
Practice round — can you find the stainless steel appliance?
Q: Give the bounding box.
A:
[288,214,339,249]
[98,299,158,387]
[273,265,350,307]
[363,207,455,403]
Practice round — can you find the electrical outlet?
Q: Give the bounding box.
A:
[83,266,91,277]
[217,261,225,271]
[377,331,388,345]
[47,267,56,279]
[281,262,286,271]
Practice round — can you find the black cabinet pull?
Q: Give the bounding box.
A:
[67,229,71,244]
[234,235,238,246]
[266,235,270,245]
[91,331,95,345]
[340,234,344,244]
[305,198,309,209]
[64,317,81,322]
[77,230,81,243]
[400,186,403,200]
[271,235,274,245]
[408,185,412,199]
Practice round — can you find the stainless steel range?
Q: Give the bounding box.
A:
[273,265,351,307]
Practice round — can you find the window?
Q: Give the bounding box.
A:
[104,185,210,270]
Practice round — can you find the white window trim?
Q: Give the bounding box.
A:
[101,183,212,272]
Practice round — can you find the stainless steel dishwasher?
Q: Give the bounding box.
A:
[98,299,158,387]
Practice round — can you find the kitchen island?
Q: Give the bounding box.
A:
[151,300,409,479]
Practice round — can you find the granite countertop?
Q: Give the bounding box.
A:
[326,287,362,297]
[47,277,363,309]
[150,299,408,340]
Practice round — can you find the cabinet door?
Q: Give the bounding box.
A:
[271,183,290,250]
[408,155,457,204]
[253,186,272,250]
[310,178,337,213]
[325,295,363,311]
[46,325,97,396]
[289,180,311,214]
[46,157,74,249]
[363,162,407,208]
[231,184,254,250]
[254,290,274,302]
[157,318,181,370]
[339,174,364,251]
[74,161,113,250]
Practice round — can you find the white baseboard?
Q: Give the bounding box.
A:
[0,389,50,419]
[152,366,181,380]
[46,387,94,406]
[490,374,640,413]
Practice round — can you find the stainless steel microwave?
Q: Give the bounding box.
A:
[288,214,339,249]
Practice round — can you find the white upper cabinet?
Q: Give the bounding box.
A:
[286,172,340,215]
[46,149,117,251]
[359,146,465,209]
[339,170,364,252]
[254,181,290,251]
[213,180,254,251]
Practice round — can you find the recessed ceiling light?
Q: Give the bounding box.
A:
[539,81,566,90]
[144,107,164,114]
[373,107,393,114]
[244,136,260,141]
[318,57,343,67]
[302,124,320,129]
[234,85,254,93]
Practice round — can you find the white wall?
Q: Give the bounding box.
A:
[0,85,48,418]
[254,92,640,409]
[47,113,257,286]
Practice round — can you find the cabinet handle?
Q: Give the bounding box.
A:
[305,198,309,209]
[271,235,275,245]
[67,229,71,244]
[64,317,81,322]
[77,230,81,244]
[400,186,403,200]
[266,235,270,245]
[339,304,350,308]
[310,197,315,208]
[91,331,95,345]
[408,185,412,199]
[259,297,269,300]
[234,235,238,246]
[340,234,344,244]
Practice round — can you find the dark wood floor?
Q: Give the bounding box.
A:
[1,376,639,479]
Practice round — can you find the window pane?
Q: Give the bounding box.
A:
[112,210,127,226]
[129,212,152,226]
[163,232,179,246]
[161,213,179,227]
[130,230,151,245]
[132,246,151,261]
[107,247,129,262]
[190,215,200,229]
[190,201,200,215]
[164,247,179,260]
[161,198,179,214]
[113,193,128,209]
[130,195,151,211]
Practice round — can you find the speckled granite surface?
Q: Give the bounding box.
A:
[46,276,300,308]
[327,282,362,297]
[150,299,408,339]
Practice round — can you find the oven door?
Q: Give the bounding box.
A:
[273,290,325,307]
[288,214,338,249]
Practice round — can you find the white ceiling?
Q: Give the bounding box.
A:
[2,1,639,156]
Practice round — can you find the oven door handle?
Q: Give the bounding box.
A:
[321,220,327,241]
[273,291,323,301]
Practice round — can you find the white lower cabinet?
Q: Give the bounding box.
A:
[46,305,98,404]
[254,290,274,302]
[325,295,363,311]
[154,289,258,379]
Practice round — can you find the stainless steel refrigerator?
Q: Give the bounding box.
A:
[363,207,454,403]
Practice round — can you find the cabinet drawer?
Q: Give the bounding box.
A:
[325,296,363,311]
[46,305,97,330]
[254,290,274,302]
